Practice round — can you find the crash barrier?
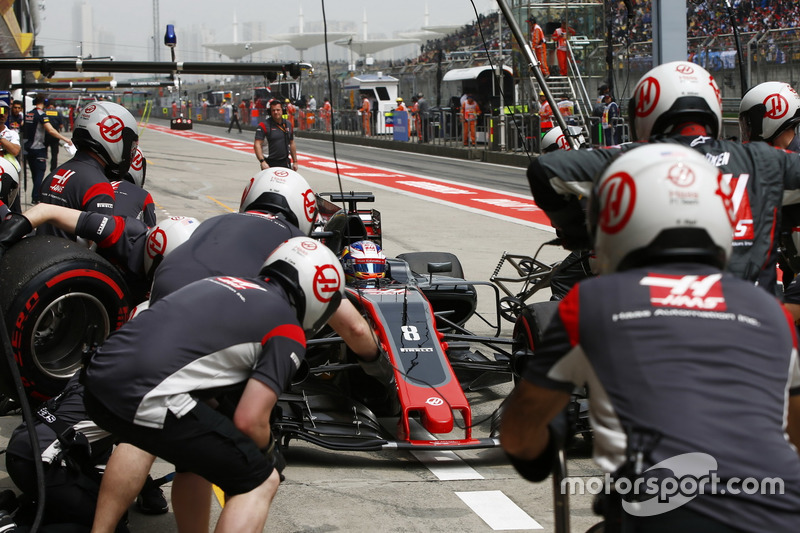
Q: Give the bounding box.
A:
[196,105,631,154]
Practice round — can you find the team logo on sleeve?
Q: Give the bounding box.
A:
[639,273,726,310]
[49,169,75,193]
[215,276,265,291]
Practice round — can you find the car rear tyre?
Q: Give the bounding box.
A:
[0,236,131,401]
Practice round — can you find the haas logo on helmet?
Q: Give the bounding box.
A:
[84,104,97,114]
[240,177,255,206]
[764,93,789,119]
[98,115,125,143]
[300,240,318,251]
[312,264,342,302]
[130,149,144,171]
[667,163,695,187]
[303,189,316,222]
[146,228,167,259]
[274,170,290,178]
[556,134,570,150]
[598,172,636,234]
[675,64,694,75]
[635,77,660,117]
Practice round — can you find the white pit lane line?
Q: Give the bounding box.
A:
[455,490,544,530]
[408,422,542,529]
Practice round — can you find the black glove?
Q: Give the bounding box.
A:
[263,434,286,481]
[0,212,33,253]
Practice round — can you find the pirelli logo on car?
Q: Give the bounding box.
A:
[399,348,434,352]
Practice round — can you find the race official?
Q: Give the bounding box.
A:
[503,145,800,532]
[359,95,372,137]
[527,61,800,294]
[552,20,575,76]
[527,17,550,77]
[254,99,297,171]
[23,96,73,203]
[83,237,345,533]
[461,95,481,147]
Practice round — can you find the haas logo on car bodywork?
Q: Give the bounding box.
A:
[639,273,726,310]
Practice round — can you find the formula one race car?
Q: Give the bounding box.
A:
[272,192,517,451]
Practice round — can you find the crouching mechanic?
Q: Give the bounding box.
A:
[501,145,800,532]
[89,169,387,533]
[83,237,345,533]
[4,375,169,531]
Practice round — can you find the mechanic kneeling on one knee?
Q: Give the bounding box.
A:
[501,145,800,533]
[4,375,168,532]
[83,237,344,533]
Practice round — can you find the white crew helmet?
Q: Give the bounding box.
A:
[589,144,734,275]
[143,216,200,278]
[72,101,139,177]
[260,236,344,334]
[628,61,723,141]
[239,168,318,235]
[738,81,800,144]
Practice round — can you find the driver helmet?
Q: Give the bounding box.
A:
[143,216,200,278]
[738,81,800,144]
[340,240,387,283]
[589,144,733,275]
[124,146,147,188]
[260,236,344,335]
[0,157,20,207]
[72,101,139,178]
[239,168,318,235]
[628,61,723,141]
[541,126,585,153]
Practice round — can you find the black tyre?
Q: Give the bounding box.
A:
[0,236,131,401]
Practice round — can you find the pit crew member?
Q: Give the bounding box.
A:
[38,101,139,241]
[527,61,800,294]
[83,237,345,533]
[502,145,800,532]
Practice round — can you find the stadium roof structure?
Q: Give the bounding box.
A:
[202,40,289,61]
[271,32,357,53]
[334,37,421,57]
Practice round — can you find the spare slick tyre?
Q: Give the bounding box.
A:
[0,235,131,402]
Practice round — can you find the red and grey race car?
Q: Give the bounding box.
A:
[273,192,519,451]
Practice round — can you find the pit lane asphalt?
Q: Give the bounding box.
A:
[0,122,602,533]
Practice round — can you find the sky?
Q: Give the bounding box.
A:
[35,0,499,64]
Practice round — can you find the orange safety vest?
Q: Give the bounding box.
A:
[463,101,480,121]
[531,24,546,49]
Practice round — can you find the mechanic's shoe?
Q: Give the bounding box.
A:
[0,396,20,416]
[0,510,17,532]
[135,477,169,515]
[358,353,395,385]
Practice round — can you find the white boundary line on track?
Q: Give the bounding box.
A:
[455,490,544,530]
